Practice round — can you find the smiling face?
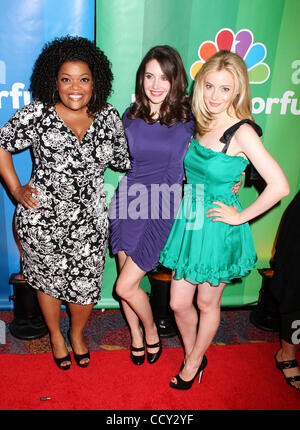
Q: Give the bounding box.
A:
[143,59,171,115]
[203,69,235,117]
[56,61,93,113]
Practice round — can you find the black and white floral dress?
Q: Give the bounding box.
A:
[0,101,130,304]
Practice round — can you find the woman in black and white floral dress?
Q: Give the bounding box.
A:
[0,36,130,369]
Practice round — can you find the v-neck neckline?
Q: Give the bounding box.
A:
[52,106,96,144]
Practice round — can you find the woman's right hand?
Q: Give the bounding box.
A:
[13,180,40,209]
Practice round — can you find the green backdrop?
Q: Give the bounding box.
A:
[95,0,300,308]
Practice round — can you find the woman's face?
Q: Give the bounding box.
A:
[56,61,93,112]
[203,69,235,116]
[143,59,171,115]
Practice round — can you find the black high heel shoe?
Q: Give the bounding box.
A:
[170,355,207,390]
[146,340,162,364]
[50,338,72,370]
[274,354,300,391]
[67,330,90,368]
[130,344,145,366]
[73,350,90,368]
[130,326,145,365]
[53,353,72,370]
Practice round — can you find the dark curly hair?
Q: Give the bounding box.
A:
[127,45,191,126]
[30,35,113,116]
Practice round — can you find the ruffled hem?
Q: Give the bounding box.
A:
[110,218,172,273]
[159,251,257,286]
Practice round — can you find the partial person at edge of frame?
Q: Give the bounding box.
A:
[271,190,300,391]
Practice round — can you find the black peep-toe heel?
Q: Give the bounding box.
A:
[53,353,72,370]
[67,330,90,368]
[50,338,72,370]
[170,355,207,390]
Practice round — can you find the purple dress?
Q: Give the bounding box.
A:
[109,108,194,272]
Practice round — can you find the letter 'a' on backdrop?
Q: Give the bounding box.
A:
[0,0,95,309]
[96,0,300,308]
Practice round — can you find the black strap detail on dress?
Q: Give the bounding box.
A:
[220,119,263,181]
[219,119,262,153]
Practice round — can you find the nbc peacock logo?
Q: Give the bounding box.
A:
[190,28,270,84]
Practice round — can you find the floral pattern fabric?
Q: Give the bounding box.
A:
[0,102,130,304]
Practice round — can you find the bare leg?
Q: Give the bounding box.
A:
[68,302,94,365]
[170,280,226,383]
[117,251,144,357]
[37,290,71,367]
[116,254,160,354]
[170,277,198,358]
[179,281,226,382]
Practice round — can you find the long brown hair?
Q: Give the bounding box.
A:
[127,45,191,126]
[192,50,254,135]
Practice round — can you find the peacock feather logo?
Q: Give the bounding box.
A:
[190,28,270,84]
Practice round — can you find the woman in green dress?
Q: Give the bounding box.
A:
[159,50,290,390]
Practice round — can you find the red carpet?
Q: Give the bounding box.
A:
[0,341,299,410]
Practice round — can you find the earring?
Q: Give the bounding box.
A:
[52,89,59,105]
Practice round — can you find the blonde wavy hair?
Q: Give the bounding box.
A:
[191,50,254,136]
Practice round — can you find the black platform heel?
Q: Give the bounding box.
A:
[50,338,72,370]
[146,340,162,364]
[73,350,90,368]
[53,353,72,370]
[170,355,207,390]
[67,330,90,368]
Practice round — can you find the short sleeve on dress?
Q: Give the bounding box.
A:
[122,107,131,130]
[0,102,44,152]
[108,105,131,170]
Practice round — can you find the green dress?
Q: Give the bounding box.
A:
[159,120,260,286]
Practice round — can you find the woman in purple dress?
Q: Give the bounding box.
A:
[109,46,194,365]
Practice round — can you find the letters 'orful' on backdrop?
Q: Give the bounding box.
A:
[0,0,299,309]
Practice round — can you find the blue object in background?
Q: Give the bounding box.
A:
[0,0,95,309]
